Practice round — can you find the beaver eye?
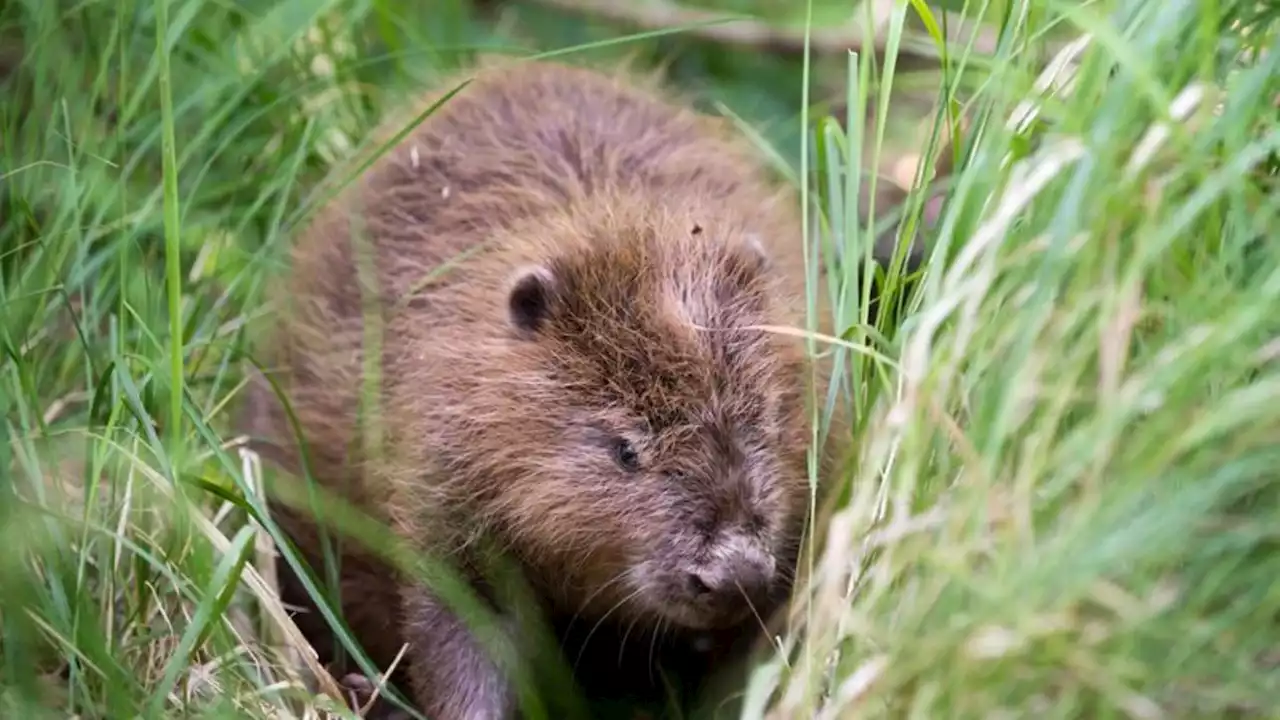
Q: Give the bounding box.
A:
[612,438,640,472]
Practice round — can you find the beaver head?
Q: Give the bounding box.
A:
[395,195,814,633]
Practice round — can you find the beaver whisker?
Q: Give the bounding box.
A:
[573,586,645,673]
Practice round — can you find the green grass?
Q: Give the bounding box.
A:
[2,0,1278,718]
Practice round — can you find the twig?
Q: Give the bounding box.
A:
[525,0,1002,60]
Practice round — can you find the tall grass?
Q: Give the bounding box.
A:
[1,0,1277,718]
[756,1,1280,717]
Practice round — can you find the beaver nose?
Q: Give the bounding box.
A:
[685,539,776,614]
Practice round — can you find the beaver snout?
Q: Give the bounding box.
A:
[684,533,777,622]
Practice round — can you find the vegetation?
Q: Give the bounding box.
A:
[1,0,1276,718]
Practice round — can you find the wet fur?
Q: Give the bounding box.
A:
[240,57,842,719]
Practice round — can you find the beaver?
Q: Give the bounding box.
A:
[239,57,845,719]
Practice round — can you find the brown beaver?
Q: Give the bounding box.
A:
[239,57,844,719]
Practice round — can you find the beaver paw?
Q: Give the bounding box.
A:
[338,672,414,720]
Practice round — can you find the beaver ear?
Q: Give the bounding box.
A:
[507,265,557,333]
